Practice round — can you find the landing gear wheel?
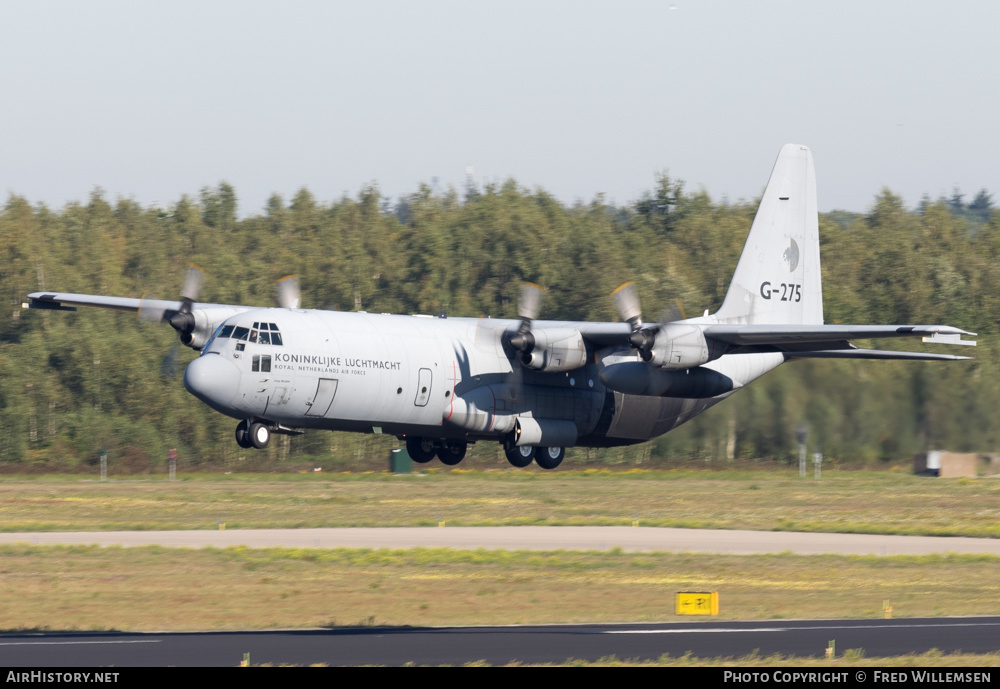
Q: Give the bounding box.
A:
[406,436,436,463]
[505,444,534,468]
[437,442,467,466]
[249,422,270,449]
[534,446,565,470]
[235,420,253,449]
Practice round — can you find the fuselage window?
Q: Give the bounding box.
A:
[251,354,272,373]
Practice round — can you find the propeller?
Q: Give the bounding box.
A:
[160,340,181,378]
[166,265,205,346]
[612,281,658,361]
[276,275,301,309]
[611,282,685,363]
[136,265,205,375]
[508,282,545,357]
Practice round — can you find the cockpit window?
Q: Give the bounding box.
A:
[214,322,284,346]
[203,324,225,352]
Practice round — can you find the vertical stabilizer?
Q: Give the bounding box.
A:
[715,144,822,325]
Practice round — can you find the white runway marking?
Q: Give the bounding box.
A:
[0,640,160,646]
[607,628,784,634]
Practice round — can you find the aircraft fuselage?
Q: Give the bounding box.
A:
[183,307,784,448]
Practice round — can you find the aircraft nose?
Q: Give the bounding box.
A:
[183,354,241,412]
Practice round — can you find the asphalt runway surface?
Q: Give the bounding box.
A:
[3,526,1000,555]
[2,618,999,667]
[5,527,999,665]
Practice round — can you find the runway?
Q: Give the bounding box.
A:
[5,527,998,665]
[2,526,1000,555]
[2,618,999,666]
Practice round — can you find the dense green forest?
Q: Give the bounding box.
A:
[1,179,998,471]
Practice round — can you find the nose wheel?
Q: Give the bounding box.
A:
[235,420,270,449]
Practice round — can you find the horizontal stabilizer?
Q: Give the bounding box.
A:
[703,324,976,347]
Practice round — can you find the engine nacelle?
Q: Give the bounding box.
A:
[183,307,249,350]
[648,324,727,370]
[519,327,587,372]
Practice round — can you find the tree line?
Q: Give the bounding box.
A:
[1,178,998,471]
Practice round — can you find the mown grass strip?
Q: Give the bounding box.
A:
[1,545,998,633]
[2,469,998,537]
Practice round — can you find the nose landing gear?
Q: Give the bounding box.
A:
[235,419,271,449]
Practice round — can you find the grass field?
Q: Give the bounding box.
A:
[1,545,998,632]
[1,468,998,537]
[2,468,998,664]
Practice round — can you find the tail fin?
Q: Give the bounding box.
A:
[715,144,823,325]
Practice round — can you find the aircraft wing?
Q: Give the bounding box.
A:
[570,320,975,362]
[560,321,632,346]
[23,292,245,317]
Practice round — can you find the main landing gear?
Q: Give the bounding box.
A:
[405,437,469,466]
[235,419,270,449]
[503,444,565,470]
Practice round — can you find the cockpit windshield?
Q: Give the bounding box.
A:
[210,321,284,351]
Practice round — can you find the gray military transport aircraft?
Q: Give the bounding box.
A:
[24,144,976,469]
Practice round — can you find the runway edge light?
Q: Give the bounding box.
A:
[675,591,719,615]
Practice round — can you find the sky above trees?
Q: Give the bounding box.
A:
[1,0,998,215]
